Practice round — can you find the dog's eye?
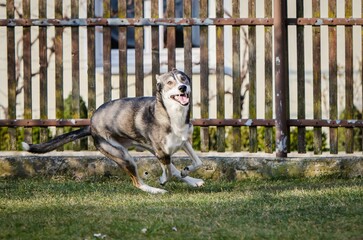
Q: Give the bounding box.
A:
[167,81,173,85]
[180,75,188,83]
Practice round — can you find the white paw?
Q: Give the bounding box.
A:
[183,177,205,187]
[159,172,168,185]
[159,176,167,186]
[139,184,168,194]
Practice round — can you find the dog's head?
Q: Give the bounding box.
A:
[156,69,191,107]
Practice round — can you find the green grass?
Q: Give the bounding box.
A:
[0,177,362,240]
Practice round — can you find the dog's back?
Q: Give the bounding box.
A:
[90,96,170,146]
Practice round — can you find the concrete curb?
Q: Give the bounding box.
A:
[1,151,363,180]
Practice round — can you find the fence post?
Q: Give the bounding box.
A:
[296,1,306,153]
[274,0,288,157]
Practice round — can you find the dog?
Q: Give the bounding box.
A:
[22,69,204,194]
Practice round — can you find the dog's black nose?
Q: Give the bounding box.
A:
[178,85,187,93]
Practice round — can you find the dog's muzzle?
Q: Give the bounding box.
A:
[170,93,190,106]
[170,85,190,106]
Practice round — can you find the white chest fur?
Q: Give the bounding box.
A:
[160,90,192,154]
[163,124,190,155]
[163,105,191,155]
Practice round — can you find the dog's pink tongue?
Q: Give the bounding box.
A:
[176,95,189,105]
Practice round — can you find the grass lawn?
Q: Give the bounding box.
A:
[0,176,362,240]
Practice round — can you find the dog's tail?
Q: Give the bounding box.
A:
[22,126,91,153]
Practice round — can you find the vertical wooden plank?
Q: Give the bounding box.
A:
[87,0,96,150]
[39,0,48,144]
[328,0,338,154]
[296,0,306,153]
[103,1,112,102]
[216,0,225,152]
[345,0,354,153]
[183,0,193,118]
[200,0,209,152]
[135,0,144,97]
[183,0,192,80]
[55,0,64,150]
[312,0,322,154]
[285,3,290,153]
[118,0,127,98]
[264,0,273,153]
[23,0,32,145]
[151,0,159,95]
[71,0,81,150]
[166,0,175,71]
[248,0,257,152]
[232,0,241,152]
[7,0,16,150]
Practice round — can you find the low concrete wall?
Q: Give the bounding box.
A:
[1,151,363,180]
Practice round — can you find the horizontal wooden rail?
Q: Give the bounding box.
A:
[287,18,363,26]
[1,119,363,128]
[0,18,274,27]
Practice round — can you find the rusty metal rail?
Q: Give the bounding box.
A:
[1,119,363,128]
[287,18,363,26]
[2,17,363,27]
[0,18,274,27]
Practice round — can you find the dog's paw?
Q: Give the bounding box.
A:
[159,177,167,186]
[159,173,170,186]
[190,178,204,187]
[183,177,205,187]
[194,179,205,187]
[139,184,168,194]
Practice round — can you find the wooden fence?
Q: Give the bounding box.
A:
[0,0,363,157]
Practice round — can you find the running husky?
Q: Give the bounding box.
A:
[22,69,204,194]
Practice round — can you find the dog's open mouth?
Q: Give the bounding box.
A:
[170,94,190,106]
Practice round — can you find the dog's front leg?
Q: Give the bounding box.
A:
[181,141,203,177]
[156,154,173,185]
[159,162,172,185]
[170,163,204,187]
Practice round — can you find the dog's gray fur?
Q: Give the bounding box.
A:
[22,69,204,194]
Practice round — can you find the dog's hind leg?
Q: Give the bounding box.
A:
[94,138,167,194]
